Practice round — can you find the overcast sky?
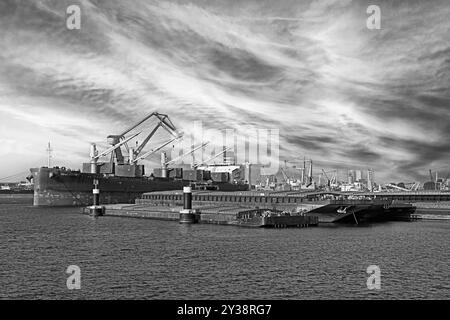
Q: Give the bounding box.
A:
[0,0,449,182]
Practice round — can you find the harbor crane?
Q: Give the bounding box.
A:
[321,169,331,187]
[158,142,209,178]
[321,169,337,188]
[108,112,182,165]
[89,112,183,173]
[286,158,313,185]
[193,147,232,169]
[280,167,290,183]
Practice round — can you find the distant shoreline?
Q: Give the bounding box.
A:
[0,193,34,205]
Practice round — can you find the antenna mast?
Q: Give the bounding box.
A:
[46,142,53,168]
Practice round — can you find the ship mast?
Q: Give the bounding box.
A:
[46,142,53,168]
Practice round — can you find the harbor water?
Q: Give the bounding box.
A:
[1,203,449,299]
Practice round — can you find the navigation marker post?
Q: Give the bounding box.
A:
[89,179,105,216]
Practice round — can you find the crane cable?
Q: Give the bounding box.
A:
[0,170,31,182]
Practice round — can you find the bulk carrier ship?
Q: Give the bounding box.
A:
[28,112,249,206]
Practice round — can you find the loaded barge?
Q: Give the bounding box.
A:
[84,187,319,228]
[93,203,319,228]
[137,190,415,224]
[89,189,416,225]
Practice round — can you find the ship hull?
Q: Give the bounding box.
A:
[31,167,248,207]
[306,201,416,223]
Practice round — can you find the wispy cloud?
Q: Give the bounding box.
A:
[0,0,449,182]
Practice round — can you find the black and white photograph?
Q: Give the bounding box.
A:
[0,0,449,309]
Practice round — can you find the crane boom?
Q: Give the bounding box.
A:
[280,167,289,182]
[95,132,141,159]
[111,112,181,162]
[133,123,161,156]
[132,137,179,163]
[321,169,330,181]
[165,142,209,166]
[119,112,176,137]
[193,147,232,169]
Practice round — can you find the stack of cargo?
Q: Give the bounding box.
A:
[202,170,211,181]
[153,168,183,178]
[115,164,145,177]
[82,162,114,174]
[153,168,164,178]
[210,172,229,183]
[169,168,183,179]
[182,169,211,181]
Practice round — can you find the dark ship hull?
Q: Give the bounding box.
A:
[306,199,416,223]
[30,167,249,206]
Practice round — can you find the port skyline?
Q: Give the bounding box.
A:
[1,0,450,184]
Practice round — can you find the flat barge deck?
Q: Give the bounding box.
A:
[83,203,318,228]
[86,190,418,225]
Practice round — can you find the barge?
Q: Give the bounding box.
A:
[135,190,416,224]
[83,203,318,228]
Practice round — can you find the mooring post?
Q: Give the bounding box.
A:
[89,179,105,216]
[93,179,99,206]
[183,186,192,210]
[179,186,197,224]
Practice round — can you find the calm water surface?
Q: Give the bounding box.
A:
[1,204,449,299]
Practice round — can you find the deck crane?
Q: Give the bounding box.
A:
[89,111,182,174]
[89,132,141,173]
[280,167,290,183]
[156,142,209,178]
[321,169,337,187]
[286,158,313,185]
[321,169,331,187]
[192,147,232,170]
[164,142,209,167]
[306,160,313,187]
[107,112,182,166]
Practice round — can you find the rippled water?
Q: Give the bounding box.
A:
[1,204,449,299]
